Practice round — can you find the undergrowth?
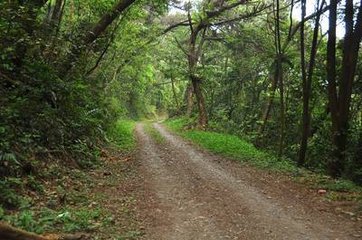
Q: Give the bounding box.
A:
[0,168,111,235]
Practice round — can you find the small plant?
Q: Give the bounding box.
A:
[26,176,44,193]
[0,179,23,208]
[5,210,45,234]
[0,205,4,219]
[4,207,106,234]
[60,208,102,232]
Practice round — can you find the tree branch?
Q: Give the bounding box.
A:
[210,3,271,26]
[163,20,190,34]
[206,0,248,18]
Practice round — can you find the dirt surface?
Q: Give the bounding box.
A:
[135,122,362,240]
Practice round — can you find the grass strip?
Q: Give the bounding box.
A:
[144,122,165,144]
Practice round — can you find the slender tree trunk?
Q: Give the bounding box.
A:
[83,0,136,45]
[185,83,194,116]
[188,48,208,127]
[209,89,215,119]
[298,0,324,166]
[274,0,286,157]
[191,74,208,128]
[187,22,208,128]
[278,59,285,157]
[259,70,278,135]
[170,72,180,111]
[299,0,308,165]
[326,0,340,177]
[278,100,286,155]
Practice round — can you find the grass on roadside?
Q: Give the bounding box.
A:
[108,119,136,152]
[165,117,362,200]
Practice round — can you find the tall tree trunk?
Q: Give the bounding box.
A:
[187,20,208,128]
[275,0,285,157]
[327,0,362,177]
[326,0,340,177]
[188,45,208,127]
[298,0,324,166]
[191,74,208,128]
[278,59,285,157]
[299,0,308,165]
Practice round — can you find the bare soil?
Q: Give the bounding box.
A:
[135,122,362,240]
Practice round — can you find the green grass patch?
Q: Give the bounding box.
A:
[108,119,136,152]
[144,122,165,144]
[165,117,296,172]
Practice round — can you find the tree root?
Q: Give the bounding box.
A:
[0,222,89,240]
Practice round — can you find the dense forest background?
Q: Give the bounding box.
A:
[0,0,362,219]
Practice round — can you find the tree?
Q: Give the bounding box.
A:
[62,0,137,73]
[326,0,362,177]
[166,0,265,128]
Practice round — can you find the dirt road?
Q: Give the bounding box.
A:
[135,123,362,240]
